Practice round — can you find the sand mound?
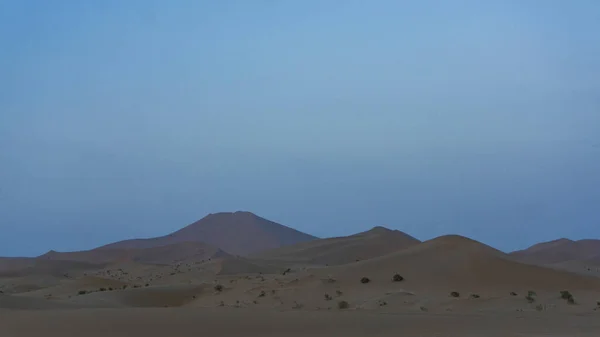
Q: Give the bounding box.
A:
[252,226,420,266]
[320,235,600,292]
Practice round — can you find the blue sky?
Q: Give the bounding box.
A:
[1,0,599,256]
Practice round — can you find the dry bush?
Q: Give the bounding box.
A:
[392,274,404,282]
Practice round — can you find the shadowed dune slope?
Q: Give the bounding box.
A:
[96,211,317,255]
[252,226,420,266]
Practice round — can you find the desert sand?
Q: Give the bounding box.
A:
[2,212,600,336]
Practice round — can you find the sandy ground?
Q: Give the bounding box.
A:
[1,307,599,337]
[3,232,600,336]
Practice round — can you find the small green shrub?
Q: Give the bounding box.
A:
[360,277,371,284]
[450,291,460,298]
[258,290,266,298]
[527,290,537,298]
[214,284,223,292]
[510,292,518,296]
[335,290,343,296]
[324,293,333,301]
[526,295,535,303]
[470,294,480,299]
[78,290,87,295]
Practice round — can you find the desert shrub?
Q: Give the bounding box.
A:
[338,300,350,309]
[122,285,128,289]
[258,290,266,298]
[420,306,428,312]
[470,294,480,299]
[292,301,303,309]
[535,304,544,311]
[324,294,333,301]
[282,268,291,275]
[526,295,536,303]
[214,284,223,292]
[510,292,518,296]
[78,290,87,295]
[450,291,460,298]
[145,283,149,287]
[597,301,600,307]
[99,287,106,292]
[335,290,343,296]
[108,287,113,291]
[360,277,371,284]
[527,290,537,298]
[392,274,404,282]
[560,290,572,300]
[558,291,576,304]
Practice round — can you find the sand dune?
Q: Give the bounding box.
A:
[321,235,600,292]
[252,226,420,266]
[511,238,600,265]
[38,241,231,265]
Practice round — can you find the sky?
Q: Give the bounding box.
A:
[1,0,599,256]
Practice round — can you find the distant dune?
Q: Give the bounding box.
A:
[38,241,231,265]
[97,211,317,255]
[511,238,600,265]
[252,226,420,265]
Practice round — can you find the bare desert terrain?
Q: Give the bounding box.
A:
[2,212,600,336]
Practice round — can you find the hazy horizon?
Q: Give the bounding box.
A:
[1,0,599,257]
